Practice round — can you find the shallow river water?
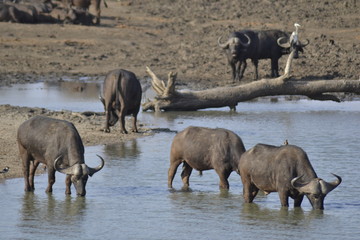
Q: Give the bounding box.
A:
[0,82,359,239]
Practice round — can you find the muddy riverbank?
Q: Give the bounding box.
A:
[0,104,153,179]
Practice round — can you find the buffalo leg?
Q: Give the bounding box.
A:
[168,160,181,189]
[235,61,241,81]
[278,190,290,207]
[19,144,33,192]
[181,162,193,190]
[230,62,236,82]
[65,175,72,195]
[104,109,111,132]
[118,96,128,134]
[119,110,127,134]
[29,160,40,190]
[46,168,56,193]
[216,170,231,190]
[251,59,259,80]
[238,60,246,81]
[242,176,259,203]
[294,194,304,207]
[271,59,279,77]
[132,113,138,133]
[93,0,101,25]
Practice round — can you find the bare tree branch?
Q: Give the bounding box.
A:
[143,50,360,112]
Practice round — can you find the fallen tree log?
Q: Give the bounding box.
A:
[142,50,360,112]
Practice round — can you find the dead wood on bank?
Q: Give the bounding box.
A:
[142,50,360,112]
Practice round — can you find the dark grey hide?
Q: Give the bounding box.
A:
[17,116,104,196]
[99,69,142,134]
[218,29,309,81]
[239,144,341,209]
[168,126,246,190]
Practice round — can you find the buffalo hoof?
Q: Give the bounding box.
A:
[24,187,35,192]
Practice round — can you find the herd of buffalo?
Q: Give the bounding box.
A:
[0,0,102,25]
[3,6,341,209]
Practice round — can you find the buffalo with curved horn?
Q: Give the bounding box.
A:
[239,144,341,210]
[291,173,341,210]
[17,116,105,196]
[218,29,309,81]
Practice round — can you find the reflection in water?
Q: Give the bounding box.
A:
[44,81,101,100]
[20,193,87,236]
[0,91,359,239]
[168,190,241,213]
[0,81,103,112]
[241,203,305,223]
[103,139,140,159]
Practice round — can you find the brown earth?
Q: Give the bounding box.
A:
[0,0,359,180]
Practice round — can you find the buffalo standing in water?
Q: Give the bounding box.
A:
[99,69,142,134]
[239,144,341,209]
[17,116,105,196]
[168,126,246,190]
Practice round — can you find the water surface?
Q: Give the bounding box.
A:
[0,82,359,239]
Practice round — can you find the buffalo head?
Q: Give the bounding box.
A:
[55,155,105,196]
[291,173,341,210]
[99,95,119,127]
[277,36,309,59]
[218,33,251,58]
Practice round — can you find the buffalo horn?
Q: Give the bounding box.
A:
[320,173,342,195]
[239,33,251,47]
[88,155,105,177]
[291,176,316,194]
[54,156,77,175]
[291,175,305,189]
[300,39,310,47]
[217,36,229,49]
[277,37,291,48]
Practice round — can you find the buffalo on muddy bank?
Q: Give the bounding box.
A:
[99,69,142,134]
[218,29,309,81]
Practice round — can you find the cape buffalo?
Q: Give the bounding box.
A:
[218,29,309,81]
[168,126,246,190]
[239,144,341,209]
[17,116,105,196]
[99,69,142,134]
[0,2,38,23]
